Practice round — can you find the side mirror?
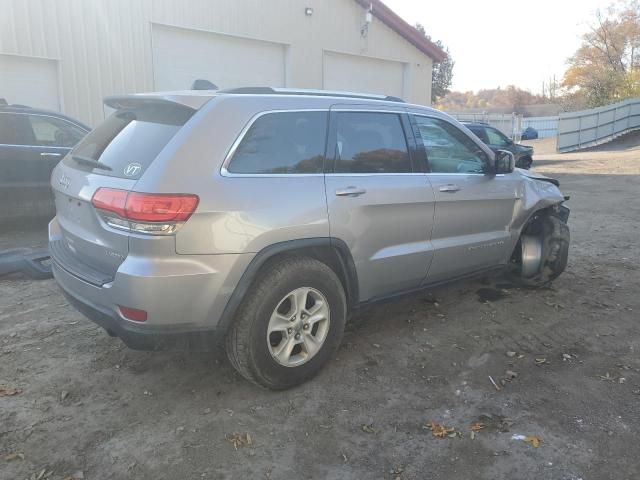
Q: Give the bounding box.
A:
[494,150,515,174]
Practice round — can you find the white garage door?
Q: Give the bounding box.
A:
[152,25,287,91]
[323,51,405,98]
[0,54,60,110]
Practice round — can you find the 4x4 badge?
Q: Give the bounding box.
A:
[124,163,142,177]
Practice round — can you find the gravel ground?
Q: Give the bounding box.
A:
[1,135,639,480]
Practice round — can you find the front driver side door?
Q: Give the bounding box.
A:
[410,113,520,283]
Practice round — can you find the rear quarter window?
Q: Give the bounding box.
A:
[227,111,328,174]
[65,103,194,179]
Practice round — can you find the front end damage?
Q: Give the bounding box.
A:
[507,170,571,286]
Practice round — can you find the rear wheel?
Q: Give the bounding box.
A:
[508,213,570,287]
[226,256,347,389]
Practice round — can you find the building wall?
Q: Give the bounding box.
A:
[0,0,433,126]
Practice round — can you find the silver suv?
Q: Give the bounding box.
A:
[49,88,570,389]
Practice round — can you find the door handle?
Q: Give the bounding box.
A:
[335,187,367,197]
[439,184,460,193]
[40,152,63,158]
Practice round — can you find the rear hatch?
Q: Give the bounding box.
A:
[50,99,195,285]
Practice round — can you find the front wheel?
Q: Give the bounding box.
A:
[226,256,347,389]
[508,213,570,287]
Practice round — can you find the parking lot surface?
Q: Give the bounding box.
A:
[2,135,640,479]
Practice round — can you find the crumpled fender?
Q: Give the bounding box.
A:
[510,169,566,236]
[517,168,560,187]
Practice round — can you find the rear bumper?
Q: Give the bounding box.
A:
[59,281,223,350]
[49,217,253,350]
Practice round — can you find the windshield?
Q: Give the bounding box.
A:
[64,102,194,179]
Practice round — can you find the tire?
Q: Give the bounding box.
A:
[226,256,347,389]
[509,214,570,287]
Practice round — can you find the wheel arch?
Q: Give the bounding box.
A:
[217,238,358,332]
[508,203,570,278]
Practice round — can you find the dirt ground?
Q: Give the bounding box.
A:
[2,134,640,480]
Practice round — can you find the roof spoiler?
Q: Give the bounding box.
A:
[104,95,201,111]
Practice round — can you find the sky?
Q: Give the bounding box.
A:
[384,0,613,94]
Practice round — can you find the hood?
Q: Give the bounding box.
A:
[516,143,534,152]
[516,168,560,187]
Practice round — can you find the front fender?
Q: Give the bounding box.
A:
[506,172,567,255]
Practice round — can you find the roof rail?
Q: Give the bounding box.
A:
[460,120,489,125]
[217,87,405,103]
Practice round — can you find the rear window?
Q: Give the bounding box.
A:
[64,103,194,179]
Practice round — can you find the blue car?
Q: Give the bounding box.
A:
[521,126,539,140]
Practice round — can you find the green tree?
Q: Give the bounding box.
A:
[415,23,454,103]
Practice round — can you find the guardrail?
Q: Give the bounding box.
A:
[557,98,640,152]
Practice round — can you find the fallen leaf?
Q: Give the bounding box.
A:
[505,370,518,380]
[4,452,24,461]
[470,422,486,431]
[0,385,22,397]
[524,435,542,448]
[425,422,455,438]
[361,423,376,434]
[226,432,253,450]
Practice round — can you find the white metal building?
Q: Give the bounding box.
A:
[0,0,445,126]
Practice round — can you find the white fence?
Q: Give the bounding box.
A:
[447,112,521,139]
[522,116,558,139]
[557,98,640,152]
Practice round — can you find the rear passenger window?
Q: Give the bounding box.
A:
[227,111,327,174]
[333,112,410,173]
[29,115,86,147]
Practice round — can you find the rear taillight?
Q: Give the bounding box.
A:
[91,188,199,235]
